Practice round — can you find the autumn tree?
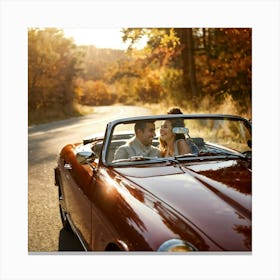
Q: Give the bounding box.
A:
[121,28,251,113]
[122,28,199,103]
[195,28,252,105]
[28,28,83,123]
[78,45,128,80]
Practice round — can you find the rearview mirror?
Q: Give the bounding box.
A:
[172,127,189,135]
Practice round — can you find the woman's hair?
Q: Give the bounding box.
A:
[168,107,185,140]
[167,107,183,114]
[159,107,186,156]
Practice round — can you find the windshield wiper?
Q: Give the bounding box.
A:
[112,156,179,164]
[174,153,199,160]
[204,143,246,158]
[113,156,154,163]
[206,149,245,158]
[174,150,246,161]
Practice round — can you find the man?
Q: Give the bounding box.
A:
[114,120,161,160]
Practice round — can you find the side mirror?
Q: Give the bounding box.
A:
[76,151,95,164]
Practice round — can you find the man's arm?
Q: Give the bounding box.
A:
[152,146,162,157]
[113,146,129,161]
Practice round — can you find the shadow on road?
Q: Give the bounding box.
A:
[58,228,85,251]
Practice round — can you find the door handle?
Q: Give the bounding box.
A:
[64,163,72,170]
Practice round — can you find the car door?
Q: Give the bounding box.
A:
[61,144,93,249]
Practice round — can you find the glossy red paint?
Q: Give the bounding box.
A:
[114,159,251,250]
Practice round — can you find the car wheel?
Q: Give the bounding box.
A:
[58,189,71,231]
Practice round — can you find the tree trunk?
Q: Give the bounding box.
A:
[175,28,198,101]
[203,28,211,70]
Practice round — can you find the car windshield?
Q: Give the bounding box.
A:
[103,115,252,166]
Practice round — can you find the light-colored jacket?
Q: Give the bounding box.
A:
[114,137,161,160]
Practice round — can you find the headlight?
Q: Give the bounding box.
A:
[157,239,198,252]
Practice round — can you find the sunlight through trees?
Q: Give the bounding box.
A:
[28,28,251,125]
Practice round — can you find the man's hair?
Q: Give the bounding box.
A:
[134,120,154,133]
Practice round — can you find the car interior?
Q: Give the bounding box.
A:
[90,133,207,165]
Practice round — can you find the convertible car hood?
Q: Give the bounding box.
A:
[114,159,252,250]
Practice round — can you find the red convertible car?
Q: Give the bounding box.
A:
[54,114,252,252]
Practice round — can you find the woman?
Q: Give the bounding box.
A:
[159,107,192,157]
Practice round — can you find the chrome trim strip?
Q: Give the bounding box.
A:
[66,214,88,251]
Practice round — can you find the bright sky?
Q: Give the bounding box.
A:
[62,28,143,50]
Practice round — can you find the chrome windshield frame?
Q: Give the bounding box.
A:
[101,114,251,167]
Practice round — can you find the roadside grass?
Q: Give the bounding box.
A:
[144,95,251,120]
[28,103,95,126]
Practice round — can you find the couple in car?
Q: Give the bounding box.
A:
[114,108,197,160]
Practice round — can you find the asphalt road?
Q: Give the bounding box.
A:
[28,105,151,252]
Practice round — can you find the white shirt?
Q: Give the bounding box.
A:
[114,137,161,160]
